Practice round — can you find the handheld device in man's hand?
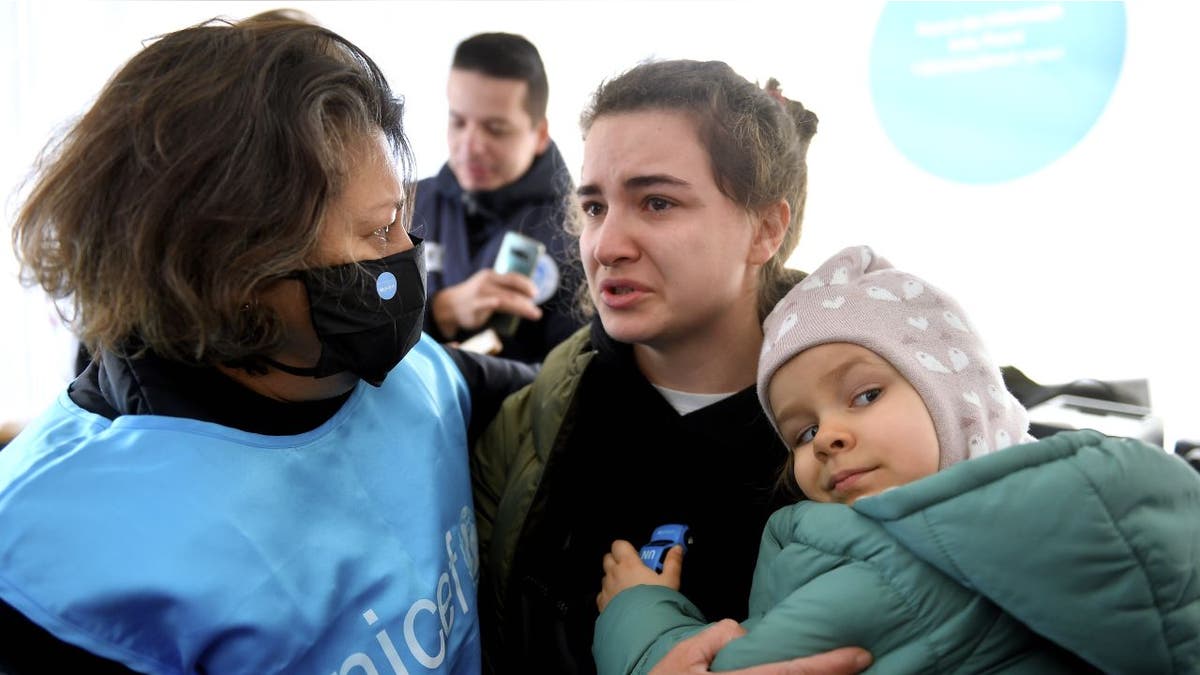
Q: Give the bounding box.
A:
[488,231,545,337]
[639,524,690,573]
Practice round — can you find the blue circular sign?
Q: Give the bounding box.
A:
[531,252,559,305]
[376,271,397,300]
[870,2,1126,183]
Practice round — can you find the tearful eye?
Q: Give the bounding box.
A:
[369,220,395,246]
[646,197,672,212]
[581,202,605,217]
[852,388,882,406]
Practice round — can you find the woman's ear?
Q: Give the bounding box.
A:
[748,199,791,265]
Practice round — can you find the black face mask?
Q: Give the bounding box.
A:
[268,238,427,387]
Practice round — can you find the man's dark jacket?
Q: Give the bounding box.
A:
[412,141,584,364]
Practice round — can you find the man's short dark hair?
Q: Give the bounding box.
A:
[452,32,548,123]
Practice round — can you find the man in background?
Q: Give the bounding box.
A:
[413,32,583,363]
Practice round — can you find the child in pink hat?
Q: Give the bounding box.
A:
[594,245,1200,674]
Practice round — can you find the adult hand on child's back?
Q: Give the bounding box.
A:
[649,620,872,675]
[597,540,683,612]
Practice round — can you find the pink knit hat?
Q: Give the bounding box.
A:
[757,245,1031,469]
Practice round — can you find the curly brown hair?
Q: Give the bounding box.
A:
[12,19,413,366]
[574,60,818,321]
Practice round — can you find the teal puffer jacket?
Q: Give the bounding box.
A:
[595,430,1200,673]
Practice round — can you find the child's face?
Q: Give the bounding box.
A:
[768,342,940,504]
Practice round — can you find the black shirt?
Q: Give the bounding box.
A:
[498,323,793,674]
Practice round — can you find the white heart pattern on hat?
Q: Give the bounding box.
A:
[968,434,990,457]
[943,310,969,332]
[867,286,900,301]
[907,316,929,331]
[800,275,824,291]
[916,351,951,373]
[948,348,970,372]
[775,313,798,341]
[822,296,846,309]
[995,429,1013,449]
[988,384,1012,410]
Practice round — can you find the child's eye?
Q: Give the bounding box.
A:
[852,388,882,407]
[796,425,818,446]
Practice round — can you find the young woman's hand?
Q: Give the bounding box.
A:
[649,620,872,675]
[596,539,683,612]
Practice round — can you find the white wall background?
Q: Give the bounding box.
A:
[3,1,1197,448]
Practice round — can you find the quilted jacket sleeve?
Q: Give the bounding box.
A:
[593,585,710,675]
[594,502,1028,674]
[710,504,971,672]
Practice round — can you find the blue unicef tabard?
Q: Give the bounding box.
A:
[0,335,481,674]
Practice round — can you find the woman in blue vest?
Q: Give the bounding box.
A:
[0,18,535,674]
